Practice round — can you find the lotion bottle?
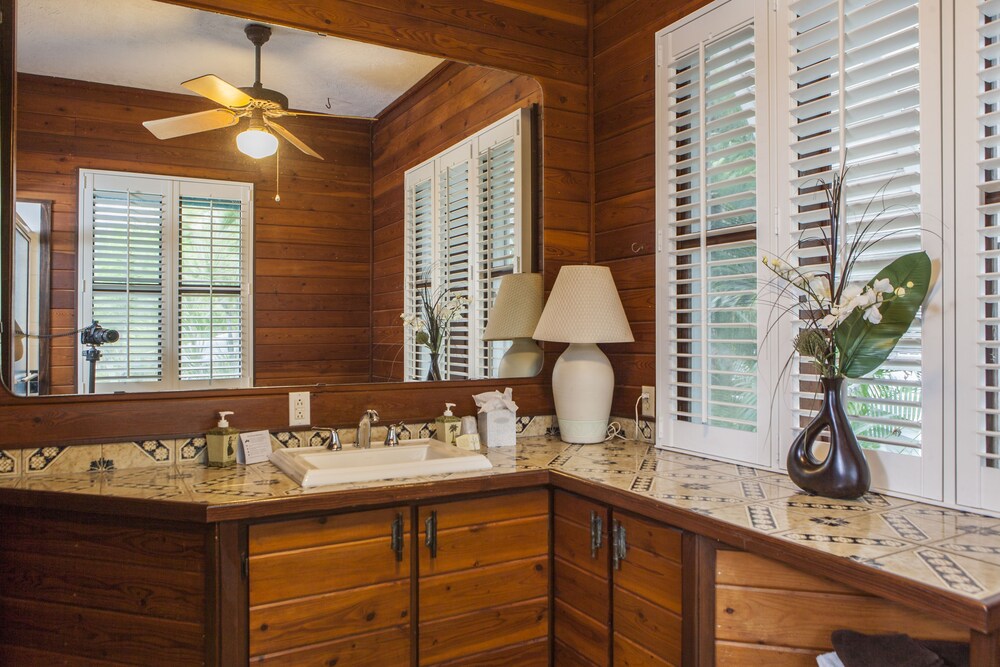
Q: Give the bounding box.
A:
[207,411,239,467]
[435,403,461,445]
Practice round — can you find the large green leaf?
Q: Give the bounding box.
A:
[835,251,932,378]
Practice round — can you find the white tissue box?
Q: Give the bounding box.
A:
[478,410,517,447]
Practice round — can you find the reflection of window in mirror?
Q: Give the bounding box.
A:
[13,201,48,396]
[77,170,253,393]
[402,108,533,382]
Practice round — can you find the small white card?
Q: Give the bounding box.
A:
[238,430,272,464]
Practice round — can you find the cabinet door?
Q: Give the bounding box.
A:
[248,507,411,665]
[417,488,550,666]
[553,489,611,666]
[611,511,683,667]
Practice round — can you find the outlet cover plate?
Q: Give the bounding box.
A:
[289,391,311,427]
[641,386,656,418]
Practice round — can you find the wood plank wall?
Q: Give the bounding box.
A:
[0,0,589,447]
[15,73,373,394]
[370,62,542,382]
[592,0,710,416]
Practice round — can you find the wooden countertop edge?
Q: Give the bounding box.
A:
[2,466,998,632]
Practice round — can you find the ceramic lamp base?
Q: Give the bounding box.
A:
[551,342,614,444]
[497,338,544,378]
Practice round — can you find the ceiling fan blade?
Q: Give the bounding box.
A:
[181,74,253,108]
[281,110,376,121]
[143,108,240,140]
[266,119,324,160]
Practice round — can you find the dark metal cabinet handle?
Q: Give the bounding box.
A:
[590,510,604,559]
[424,510,438,558]
[612,519,628,570]
[390,512,404,562]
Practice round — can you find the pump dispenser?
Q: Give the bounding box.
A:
[207,411,239,467]
[435,403,461,445]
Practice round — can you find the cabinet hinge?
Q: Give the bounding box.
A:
[240,551,249,580]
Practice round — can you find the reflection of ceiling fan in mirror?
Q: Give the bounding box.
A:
[142,24,374,160]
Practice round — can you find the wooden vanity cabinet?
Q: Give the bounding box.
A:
[553,490,612,666]
[417,488,550,665]
[247,506,411,665]
[553,490,685,667]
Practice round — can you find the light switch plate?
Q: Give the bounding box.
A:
[641,386,656,418]
[289,391,310,427]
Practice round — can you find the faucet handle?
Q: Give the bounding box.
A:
[384,422,401,447]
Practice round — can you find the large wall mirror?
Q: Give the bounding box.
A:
[5,0,543,398]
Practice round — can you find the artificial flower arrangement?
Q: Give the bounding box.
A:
[762,166,932,498]
[400,285,468,381]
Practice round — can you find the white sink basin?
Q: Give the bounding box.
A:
[269,438,493,488]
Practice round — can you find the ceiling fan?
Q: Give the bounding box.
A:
[143,24,373,160]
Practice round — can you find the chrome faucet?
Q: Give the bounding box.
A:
[315,427,342,451]
[357,409,379,448]
[384,422,404,447]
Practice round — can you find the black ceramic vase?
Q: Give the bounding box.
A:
[787,376,871,500]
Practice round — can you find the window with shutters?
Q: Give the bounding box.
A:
[402,108,533,381]
[78,170,253,393]
[656,0,945,498]
[957,0,1000,511]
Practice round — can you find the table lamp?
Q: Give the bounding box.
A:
[483,273,544,378]
[533,265,633,443]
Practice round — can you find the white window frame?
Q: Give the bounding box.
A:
[656,0,949,503]
[402,107,533,381]
[77,169,254,393]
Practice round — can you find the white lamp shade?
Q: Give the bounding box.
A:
[483,273,544,340]
[533,265,633,344]
[236,128,278,158]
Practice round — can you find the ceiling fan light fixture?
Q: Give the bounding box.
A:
[237,126,278,159]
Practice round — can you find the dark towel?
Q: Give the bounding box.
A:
[832,630,969,667]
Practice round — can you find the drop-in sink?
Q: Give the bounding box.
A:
[269,438,493,487]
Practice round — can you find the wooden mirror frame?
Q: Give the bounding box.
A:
[0,0,591,448]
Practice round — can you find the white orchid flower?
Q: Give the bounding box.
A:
[873,278,894,294]
[863,304,883,324]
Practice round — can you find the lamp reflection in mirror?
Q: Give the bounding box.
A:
[533,265,633,444]
[483,273,544,378]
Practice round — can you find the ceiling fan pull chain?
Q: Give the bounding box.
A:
[275,146,281,203]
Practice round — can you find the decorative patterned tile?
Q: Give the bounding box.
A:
[100,441,172,470]
[0,449,20,476]
[271,432,302,449]
[872,547,1000,597]
[23,445,101,474]
[176,437,207,464]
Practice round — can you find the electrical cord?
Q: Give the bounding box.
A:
[605,421,626,441]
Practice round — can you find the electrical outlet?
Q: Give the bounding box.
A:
[289,391,310,427]
[641,385,656,418]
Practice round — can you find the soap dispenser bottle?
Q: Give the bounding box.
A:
[207,411,239,467]
[435,403,461,445]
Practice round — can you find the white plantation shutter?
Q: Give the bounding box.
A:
[402,108,532,382]
[79,171,252,393]
[657,0,773,464]
[958,0,1000,510]
[404,164,435,381]
[176,183,250,384]
[87,182,166,386]
[478,129,521,378]
[779,0,942,496]
[439,145,473,380]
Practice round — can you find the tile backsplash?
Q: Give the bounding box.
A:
[0,414,567,478]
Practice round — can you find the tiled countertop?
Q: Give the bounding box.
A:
[4,435,1000,617]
